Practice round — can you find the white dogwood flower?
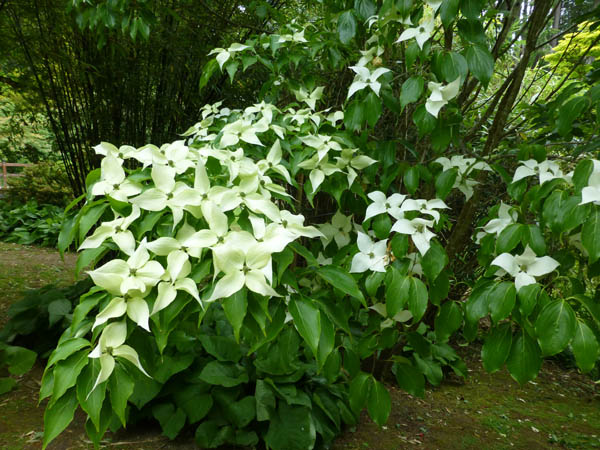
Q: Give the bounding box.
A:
[257,140,292,184]
[220,118,269,147]
[79,205,141,255]
[391,217,436,255]
[491,246,559,292]
[482,202,518,236]
[88,240,164,296]
[90,156,143,202]
[364,191,407,220]
[319,211,353,248]
[512,159,566,185]
[92,294,151,332]
[293,86,325,110]
[88,321,150,394]
[153,250,200,314]
[297,154,342,193]
[579,161,600,205]
[399,198,448,223]
[209,43,250,69]
[350,232,388,273]
[395,18,435,49]
[347,66,391,99]
[426,77,461,117]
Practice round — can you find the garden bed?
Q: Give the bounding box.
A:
[1,243,599,449]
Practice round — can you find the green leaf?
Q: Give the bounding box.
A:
[109,363,134,427]
[199,59,219,93]
[317,266,365,305]
[265,404,316,450]
[543,190,585,234]
[535,300,577,356]
[0,377,17,395]
[465,44,494,86]
[506,331,541,385]
[435,302,462,342]
[354,0,377,20]
[367,378,391,426]
[338,10,357,44]
[58,214,78,255]
[289,297,321,358]
[174,385,212,424]
[571,321,599,373]
[582,208,600,263]
[153,403,186,439]
[392,362,425,397]
[413,104,437,135]
[51,350,88,404]
[317,314,335,371]
[364,91,383,127]
[408,277,428,322]
[403,166,420,195]
[460,0,484,20]
[440,0,460,27]
[199,361,248,387]
[435,168,458,200]
[349,372,371,414]
[76,363,106,432]
[495,223,523,254]
[517,283,540,318]
[573,159,594,193]
[386,271,410,318]
[465,280,494,325]
[78,203,109,242]
[557,96,591,136]
[488,282,516,324]
[256,380,276,421]
[43,388,78,449]
[344,100,365,132]
[481,323,512,373]
[400,76,424,109]
[521,225,546,255]
[440,52,468,83]
[421,240,448,281]
[223,290,247,342]
[3,345,36,376]
[76,246,108,277]
[195,420,232,448]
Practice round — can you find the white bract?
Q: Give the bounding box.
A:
[391,217,436,256]
[91,156,143,202]
[347,66,391,99]
[293,86,324,110]
[395,18,434,49]
[364,191,406,220]
[434,155,491,199]
[512,159,567,185]
[426,78,461,118]
[319,211,353,248]
[154,250,200,314]
[491,246,560,291]
[208,43,250,69]
[88,321,150,394]
[79,206,140,255]
[350,232,388,273]
[482,202,518,236]
[399,198,448,223]
[580,160,600,205]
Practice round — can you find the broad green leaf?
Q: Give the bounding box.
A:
[0,377,17,395]
[521,225,546,255]
[543,190,585,234]
[354,0,376,20]
[408,277,428,322]
[421,240,448,281]
[174,385,212,424]
[317,266,365,305]
[265,403,316,450]
[495,223,523,254]
[440,0,460,27]
[535,300,577,356]
[78,203,109,242]
[344,100,365,132]
[109,364,134,427]
[256,380,276,421]
[349,372,371,414]
[460,0,484,20]
[465,44,494,86]
[403,166,420,195]
[3,345,36,376]
[367,378,391,426]
[582,208,600,263]
[506,331,541,385]
[440,52,468,83]
[199,361,248,387]
[413,104,437,134]
[517,283,540,318]
[434,302,462,342]
[153,403,186,439]
[414,353,443,386]
[317,314,335,371]
[465,280,494,324]
[481,323,512,373]
[76,363,106,431]
[392,362,425,397]
[223,290,247,342]
[289,297,321,358]
[573,159,594,193]
[488,282,516,324]
[338,10,357,44]
[557,96,591,136]
[365,91,383,127]
[386,271,410,318]
[435,168,458,200]
[51,350,88,405]
[571,321,599,373]
[48,338,91,367]
[400,76,424,109]
[42,388,78,449]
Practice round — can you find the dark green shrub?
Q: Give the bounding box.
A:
[0,200,65,247]
[6,161,73,206]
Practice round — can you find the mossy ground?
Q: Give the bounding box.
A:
[1,242,599,449]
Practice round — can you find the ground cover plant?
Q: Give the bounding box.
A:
[17,0,600,449]
[0,200,65,247]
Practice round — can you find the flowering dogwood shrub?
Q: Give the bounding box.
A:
[42,3,600,449]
